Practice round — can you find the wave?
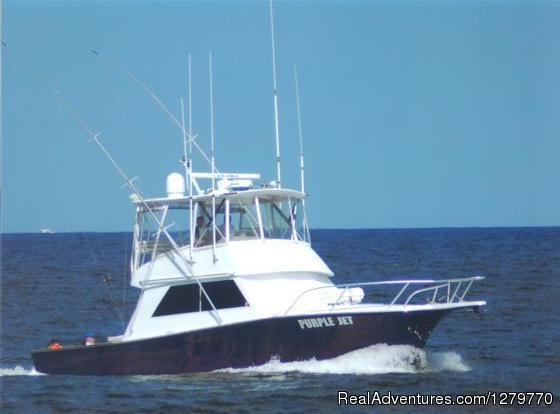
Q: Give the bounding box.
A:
[219,344,470,375]
[1,346,469,377]
[0,365,44,376]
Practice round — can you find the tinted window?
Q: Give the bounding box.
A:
[153,280,246,317]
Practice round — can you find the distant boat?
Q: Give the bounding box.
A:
[39,228,54,234]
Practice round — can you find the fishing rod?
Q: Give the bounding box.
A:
[1,41,131,326]
[3,41,223,324]
[91,49,218,173]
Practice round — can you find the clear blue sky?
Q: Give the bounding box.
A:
[2,0,559,232]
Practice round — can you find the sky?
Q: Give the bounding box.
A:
[2,0,559,232]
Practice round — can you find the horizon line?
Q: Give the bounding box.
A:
[2,224,559,235]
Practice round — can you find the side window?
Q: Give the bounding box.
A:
[194,201,226,247]
[291,198,309,242]
[153,280,247,317]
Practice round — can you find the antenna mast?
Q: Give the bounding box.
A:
[188,53,193,181]
[269,0,282,187]
[187,53,194,260]
[293,64,311,243]
[293,64,305,195]
[209,51,217,263]
[180,98,188,183]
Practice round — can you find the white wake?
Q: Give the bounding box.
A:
[0,365,44,376]
[220,344,470,375]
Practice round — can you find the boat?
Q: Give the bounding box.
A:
[31,2,486,375]
[32,168,485,375]
[31,142,486,377]
[40,228,54,234]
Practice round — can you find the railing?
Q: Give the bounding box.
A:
[284,276,485,315]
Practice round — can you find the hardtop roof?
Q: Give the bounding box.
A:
[134,187,306,209]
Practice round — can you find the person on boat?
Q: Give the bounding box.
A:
[48,337,63,350]
[83,333,96,346]
[195,216,210,246]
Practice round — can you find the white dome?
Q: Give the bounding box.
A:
[166,173,185,198]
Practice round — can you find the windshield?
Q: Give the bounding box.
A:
[194,200,226,247]
[259,197,293,240]
[135,194,310,264]
[229,200,261,240]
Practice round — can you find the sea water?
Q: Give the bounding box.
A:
[1,228,559,413]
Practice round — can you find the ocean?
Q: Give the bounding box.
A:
[1,228,559,413]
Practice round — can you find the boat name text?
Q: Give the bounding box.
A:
[298,316,353,330]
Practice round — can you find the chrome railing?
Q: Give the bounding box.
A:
[284,276,485,315]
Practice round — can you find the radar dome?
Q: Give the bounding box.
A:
[166,173,185,199]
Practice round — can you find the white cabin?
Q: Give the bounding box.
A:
[123,178,352,341]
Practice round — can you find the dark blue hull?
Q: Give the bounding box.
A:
[31,309,451,375]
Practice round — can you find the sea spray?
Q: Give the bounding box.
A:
[0,365,44,376]
[219,344,470,375]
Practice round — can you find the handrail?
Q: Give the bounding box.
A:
[403,283,449,305]
[284,276,484,315]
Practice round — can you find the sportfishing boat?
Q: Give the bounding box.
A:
[31,143,486,376]
[31,168,486,375]
[31,2,485,375]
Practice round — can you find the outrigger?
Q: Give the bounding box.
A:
[31,2,485,375]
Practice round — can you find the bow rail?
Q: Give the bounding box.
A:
[284,276,485,315]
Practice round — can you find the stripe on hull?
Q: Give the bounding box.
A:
[32,309,450,375]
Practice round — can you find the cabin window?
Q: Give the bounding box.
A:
[194,201,226,247]
[152,280,246,317]
[259,197,294,240]
[291,198,309,242]
[229,200,261,240]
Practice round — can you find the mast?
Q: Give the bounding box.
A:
[180,96,193,261]
[269,0,282,187]
[294,64,311,243]
[209,51,217,263]
[187,54,194,260]
[180,98,188,184]
[293,64,305,196]
[188,53,193,186]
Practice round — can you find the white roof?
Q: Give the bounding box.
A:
[135,187,306,209]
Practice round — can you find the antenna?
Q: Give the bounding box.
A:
[209,52,216,186]
[188,53,193,181]
[293,64,305,195]
[187,53,195,260]
[180,97,188,183]
[209,51,217,263]
[293,64,311,243]
[269,0,282,187]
